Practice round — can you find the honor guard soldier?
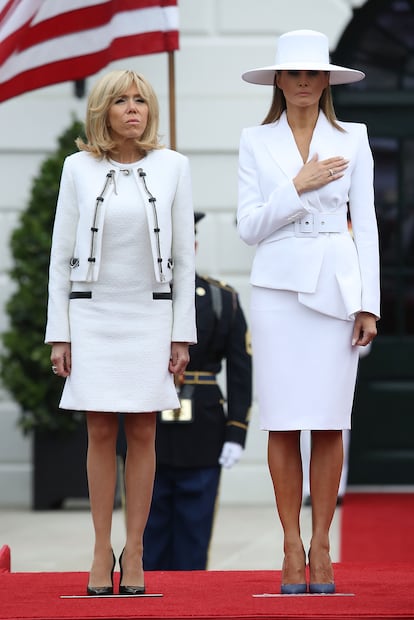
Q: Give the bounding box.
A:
[142,212,252,570]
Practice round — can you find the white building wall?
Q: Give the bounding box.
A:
[0,0,366,507]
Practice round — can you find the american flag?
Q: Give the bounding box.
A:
[0,0,179,103]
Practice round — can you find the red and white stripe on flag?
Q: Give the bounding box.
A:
[0,0,179,103]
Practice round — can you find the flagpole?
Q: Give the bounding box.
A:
[168,51,177,150]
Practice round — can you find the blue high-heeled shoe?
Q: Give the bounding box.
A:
[87,549,116,596]
[281,583,307,594]
[118,548,145,595]
[308,548,335,594]
[280,548,307,594]
[309,582,335,594]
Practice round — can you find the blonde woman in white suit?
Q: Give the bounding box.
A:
[238,31,380,594]
[45,70,196,595]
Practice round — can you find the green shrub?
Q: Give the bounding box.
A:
[1,119,86,434]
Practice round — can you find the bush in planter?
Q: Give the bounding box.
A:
[0,119,86,435]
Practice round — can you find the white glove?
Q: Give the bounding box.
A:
[218,442,243,469]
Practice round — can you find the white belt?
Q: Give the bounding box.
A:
[281,211,348,238]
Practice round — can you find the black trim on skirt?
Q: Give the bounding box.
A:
[153,292,172,300]
[69,291,92,299]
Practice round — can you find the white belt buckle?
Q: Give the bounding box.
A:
[294,213,319,238]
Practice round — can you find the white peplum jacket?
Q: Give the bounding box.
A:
[237,111,380,321]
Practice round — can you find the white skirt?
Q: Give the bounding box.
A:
[250,286,359,431]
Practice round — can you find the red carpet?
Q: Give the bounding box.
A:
[1,565,414,619]
[2,497,414,620]
[340,493,414,562]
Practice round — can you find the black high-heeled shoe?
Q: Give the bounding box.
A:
[118,548,145,595]
[87,549,116,596]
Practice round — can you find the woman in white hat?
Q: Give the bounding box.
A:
[237,30,380,594]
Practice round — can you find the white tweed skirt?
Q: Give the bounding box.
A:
[59,283,179,413]
[250,286,359,431]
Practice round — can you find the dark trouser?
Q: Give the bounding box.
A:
[143,465,221,570]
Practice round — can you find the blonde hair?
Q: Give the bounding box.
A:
[76,70,162,158]
[262,72,344,132]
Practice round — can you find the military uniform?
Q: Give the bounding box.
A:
[143,273,252,570]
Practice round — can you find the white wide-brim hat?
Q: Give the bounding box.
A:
[242,29,365,86]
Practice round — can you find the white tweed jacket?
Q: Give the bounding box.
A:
[45,148,197,344]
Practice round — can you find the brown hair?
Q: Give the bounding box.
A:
[262,72,344,132]
[76,70,162,158]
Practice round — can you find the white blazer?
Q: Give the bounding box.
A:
[45,148,197,344]
[237,111,380,321]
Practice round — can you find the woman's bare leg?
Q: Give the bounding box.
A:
[309,429,343,585]
[86,412,119,587]
[268,430,306,585]
[120,412,156,586]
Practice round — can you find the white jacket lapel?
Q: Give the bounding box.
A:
[262,112,304,178]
